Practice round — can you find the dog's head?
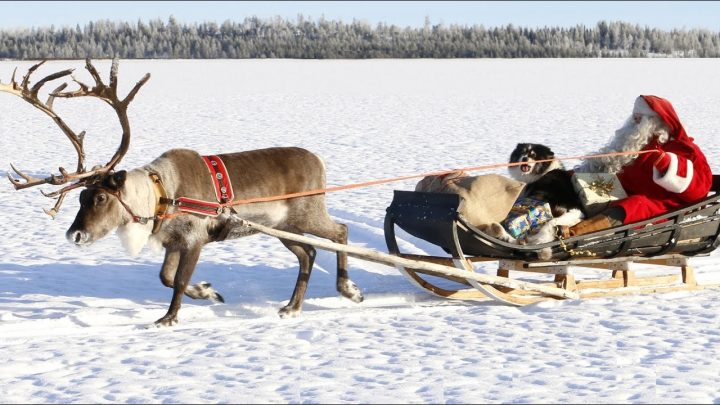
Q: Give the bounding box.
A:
[508,143,563,183]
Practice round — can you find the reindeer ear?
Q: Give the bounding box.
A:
[105,170,127,190]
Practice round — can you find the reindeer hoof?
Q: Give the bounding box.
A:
[338,279,364,303]
[199,282,225,303]
[185,281,225,303]
[154,315,178,327]
[278,305,301,319]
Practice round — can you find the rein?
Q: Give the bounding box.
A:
[94,187,155,225]
[205,149,660,209]
[103,149,660,229]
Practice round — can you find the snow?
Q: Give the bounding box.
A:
[1,58,720,403]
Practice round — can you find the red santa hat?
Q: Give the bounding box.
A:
[633,96,658,117]
[639,95,689,142]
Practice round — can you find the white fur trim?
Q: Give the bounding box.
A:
[633,96,657,117]
[652,152,693,193]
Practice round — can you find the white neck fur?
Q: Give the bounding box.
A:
[116,169,156,256]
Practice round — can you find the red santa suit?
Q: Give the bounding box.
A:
[611,95,713,224]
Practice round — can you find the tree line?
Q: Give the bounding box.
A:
[1,16,719,59]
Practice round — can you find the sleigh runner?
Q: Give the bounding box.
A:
[381,174,720,305]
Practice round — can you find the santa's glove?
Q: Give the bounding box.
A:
[652,151,694,193]
[652,151,671,174]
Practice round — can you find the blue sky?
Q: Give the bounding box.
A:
[1,1,719,31]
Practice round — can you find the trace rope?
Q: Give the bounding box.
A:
[128,149,660,224]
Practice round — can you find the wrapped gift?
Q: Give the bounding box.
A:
[571,173,628,217]
[502,197,554,239]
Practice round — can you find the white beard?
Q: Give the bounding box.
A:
[575,115,670,174]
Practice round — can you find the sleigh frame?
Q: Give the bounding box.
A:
[383,175,720,305]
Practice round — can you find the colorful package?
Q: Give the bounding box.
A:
[502,197,554,239]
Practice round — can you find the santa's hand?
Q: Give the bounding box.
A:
[652,152,694,193]
[652,151,670,172]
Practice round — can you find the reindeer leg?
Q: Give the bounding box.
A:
[278,237,316,318]
[309,220,363,303]
[159,248,180,288]
[155,245,202,327]
[159,248,224,303]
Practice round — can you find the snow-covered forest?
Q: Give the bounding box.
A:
[2,17,720,59]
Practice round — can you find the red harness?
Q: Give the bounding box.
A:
[154,155,236,217]
[100,156,235,235]
[201,155,234,203]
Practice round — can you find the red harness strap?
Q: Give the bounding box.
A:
[164,155,235,217]
[173,196,224,216]
[201,155,234,203]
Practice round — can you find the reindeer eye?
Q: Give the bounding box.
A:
[95,193,108,205]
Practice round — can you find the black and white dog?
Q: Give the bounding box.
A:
[508,143,563,185]
[494,143,585,247]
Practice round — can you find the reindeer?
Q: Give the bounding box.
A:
[1,59,363,326]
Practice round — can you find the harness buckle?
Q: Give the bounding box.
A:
[160,197,178,206]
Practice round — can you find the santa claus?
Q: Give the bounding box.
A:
[562,95,713,237]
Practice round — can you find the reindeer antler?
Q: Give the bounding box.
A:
[1,61,83,190]
[55,59,151,173]
[0,58,151,217]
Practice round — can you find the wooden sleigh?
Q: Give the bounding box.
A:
[382,175,720,305]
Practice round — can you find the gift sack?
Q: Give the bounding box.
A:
[501,197,554,239]
[415,173,524,231]
[571,173,628,217]
[414,171,469,193]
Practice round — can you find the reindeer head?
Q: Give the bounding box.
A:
[66,170,129,245]
[1,59,150,246]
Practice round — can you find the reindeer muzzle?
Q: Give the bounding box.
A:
[66,229,90,246]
